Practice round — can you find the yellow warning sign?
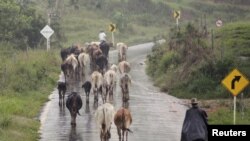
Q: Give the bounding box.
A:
[173,11,181,19]
[221,68,249,96]
[109,23,116,32]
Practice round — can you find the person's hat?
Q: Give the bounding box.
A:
[191,98,198,104]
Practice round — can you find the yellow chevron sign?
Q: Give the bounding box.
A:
[173,11,181,19]
[109,23,116,32]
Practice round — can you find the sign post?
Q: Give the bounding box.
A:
[221,68,249,124]
[109,23,116,45]
[173,10,181,29]
[40,25,54,51]
[109,23,116,62]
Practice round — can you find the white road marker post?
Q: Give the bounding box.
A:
[234,96,236,125]
[40,25,54,52]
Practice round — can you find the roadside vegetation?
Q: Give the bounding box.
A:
[1,0,250,140]
[146,22,250,124]
[0,43,61,141]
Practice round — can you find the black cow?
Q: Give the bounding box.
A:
[57,81,66,105]
[66,92,82,126]
[60,45,82,61]
[82,81,92,103]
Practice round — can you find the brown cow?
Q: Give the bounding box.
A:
[119,73,132,106]
[114,108,133,141]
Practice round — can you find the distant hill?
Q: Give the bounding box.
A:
[35,0,250,47]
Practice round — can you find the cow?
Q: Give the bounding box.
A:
[114,108,133,141]
[110,64,118,73]
[91,71,104,103]
[78,52,90,83]
[60,44,83,61]
[95,103,115,141]
[61,54,78,91]
[82,81,92,103]
[104,69,117,102]
[118,61,131,74]
[117,42,128,62]
[120,73,132,106]
[57,81,66,106]
[87,44,103,72]
[66,92,82,126]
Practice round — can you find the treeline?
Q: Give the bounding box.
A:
[213,0,250,5]
[0,0,47,50]
[0,0,65,50]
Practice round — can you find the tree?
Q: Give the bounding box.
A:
[0,0,46,50]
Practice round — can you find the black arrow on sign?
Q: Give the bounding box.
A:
[110,24,115,32]
[175,11,179,19]
[231,76,241,89]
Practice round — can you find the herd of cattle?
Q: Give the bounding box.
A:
[57,41,133,141]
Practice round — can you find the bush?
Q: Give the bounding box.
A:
[187,74,216,94]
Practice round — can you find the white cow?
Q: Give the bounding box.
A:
[117,42,128,62]
[118,61,131,74]
[110,64,118,73]
[78,52,90,83]
[91,71,104,103]
[104,69,117,102]
[95,103,115,141]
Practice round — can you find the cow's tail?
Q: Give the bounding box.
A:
[126,128,133,133]
[77,111,81,116]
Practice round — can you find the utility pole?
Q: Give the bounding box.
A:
[211,29,214,50]
[46,12,51,51]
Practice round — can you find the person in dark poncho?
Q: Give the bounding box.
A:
[181,98,208,141]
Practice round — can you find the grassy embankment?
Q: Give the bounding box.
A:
[48,0,172,47]
[146,22,250,124]
[0,43,61,141]
[146,0,250,124]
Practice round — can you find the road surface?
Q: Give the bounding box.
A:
[39,42,187,141]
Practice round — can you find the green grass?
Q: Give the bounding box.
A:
[209,108,250,124]
[1,0,250,139]
[147,21,250,123]
[0,44,61,141]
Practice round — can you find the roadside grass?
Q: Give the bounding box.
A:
[146,22,250,124]
[0,45,61,141]
[199,99,250,124]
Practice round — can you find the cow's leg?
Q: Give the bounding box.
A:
[107,127,111,139]
[100,131,103,141]
[110,87,113,101]
[117,127,121,141]
[63,89,66,100]
[86,91,89,103]
[62,89,66,105]
[122,129,125,141]
[94,90,98,103]
[59,89,62,105]
[126,130,128,141]
[70,112,76,126]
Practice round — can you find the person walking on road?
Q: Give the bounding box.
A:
[181,98,208,141]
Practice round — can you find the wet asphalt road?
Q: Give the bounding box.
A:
[39,42,187,141]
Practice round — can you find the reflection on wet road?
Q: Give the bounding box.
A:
[39,42,187,141]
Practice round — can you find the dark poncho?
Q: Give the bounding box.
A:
[181,105,208,141]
